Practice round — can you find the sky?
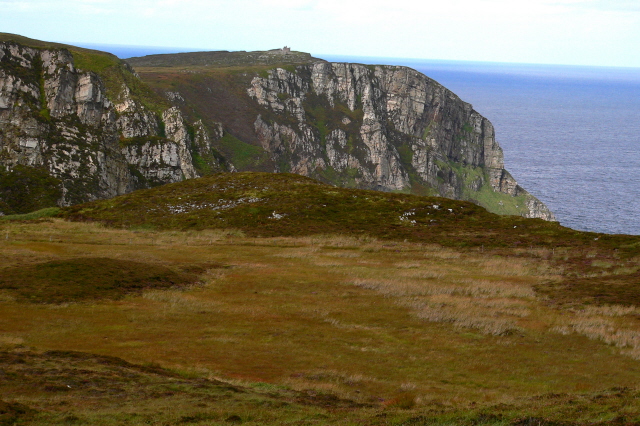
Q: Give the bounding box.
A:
[2,0,640,68]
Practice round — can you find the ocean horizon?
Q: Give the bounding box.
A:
[73,42,640,236]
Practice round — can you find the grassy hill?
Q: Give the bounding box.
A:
[57,172,594,243]
[2,173,640,424]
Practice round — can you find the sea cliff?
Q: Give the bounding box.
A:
[0,35,554,220]
[243,62,554,220]
[0,37,226,212]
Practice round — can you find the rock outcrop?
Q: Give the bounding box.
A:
[244,62,554,220]
[0,36,554,221]
[0,40,226,212]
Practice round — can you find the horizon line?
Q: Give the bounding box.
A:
[64,41,640,71]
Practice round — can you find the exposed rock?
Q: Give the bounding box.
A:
[245,62,555,220]
[162,107,197,179]
[115,85,159,138]
[0,38,554,221]
[0,41,225,212]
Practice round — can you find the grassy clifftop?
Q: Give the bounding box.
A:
[2,193,640,423]
[0,33,170,114]
[125,49,319,68]
[0,33,119,59]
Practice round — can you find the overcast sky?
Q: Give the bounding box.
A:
[2,0,640,67]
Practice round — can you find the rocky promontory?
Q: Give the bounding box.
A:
[0,34,554,220]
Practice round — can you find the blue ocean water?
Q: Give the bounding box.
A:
[78,43,640,235]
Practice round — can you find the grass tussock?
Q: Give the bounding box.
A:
[552,304,640,360]
[553,318,640,358]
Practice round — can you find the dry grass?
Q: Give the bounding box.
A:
[142,289,221,313]
[2,219,640,424]
[573,305,640,317]
[338,251,540,337]
[552,304,640,359]
[271,247,319,258]
[0,335,24,346]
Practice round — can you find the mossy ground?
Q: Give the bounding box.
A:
[0,257,203,303]
[217,133,268,169]
[59,172,633,255]
[0,165,62,216]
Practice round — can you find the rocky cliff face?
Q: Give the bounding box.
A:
[243,62,554,220]
[1,37,554,221]
[0,40,225,213]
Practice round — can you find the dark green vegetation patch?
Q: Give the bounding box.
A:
[0,348,365,425]
[0,399,33,426]
[0,258,199,303]
[0,165,62,215]
[2,348,640,425]
[537,271,640,307]
[60,172,638,252]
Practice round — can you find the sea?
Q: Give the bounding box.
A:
[77,43,640,236]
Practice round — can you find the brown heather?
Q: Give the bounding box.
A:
[1,173,640,424]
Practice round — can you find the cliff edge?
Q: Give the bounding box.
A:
[246,62,555,220]
[0,34,229,212]
[0,34,554,220]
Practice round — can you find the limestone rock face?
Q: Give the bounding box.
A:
[246,62,555,220]
[0,41,224,212]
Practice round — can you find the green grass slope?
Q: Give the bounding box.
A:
[60,172,636,251]
[1,216,640,424]
[0,348,367,425]
[3,346,640,425]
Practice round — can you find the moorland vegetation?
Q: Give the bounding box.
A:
[1,173,640,425]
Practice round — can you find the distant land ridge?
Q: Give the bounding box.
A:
[125,48,315,67]
[0,33,554,220]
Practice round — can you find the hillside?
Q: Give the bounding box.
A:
[3,36,639,425]
[0,33,229,214]
[1,174,640,423]
[126,50,555,220]
[60,172,597,248]
[1,34,552,220]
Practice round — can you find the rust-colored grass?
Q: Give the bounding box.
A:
[2,219,640,424]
